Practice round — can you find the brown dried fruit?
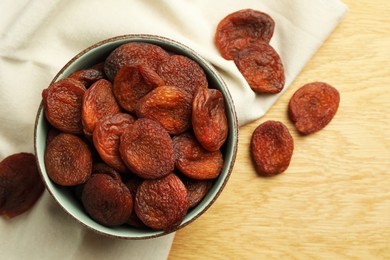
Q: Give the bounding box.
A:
[234,42,285,94]
[119,118,175,179]
[124,176,146,228]
[93,113,136,173]
[136,85,193,135]
[157,55,208,96]
[68,64,106,88]
[92,163,122,182]
[42,78,86,134]
[135,173,189,231]
[251,120,294,177]
[46,127,61,145]
[104,42,170,82]
[215,9,275,60]
[0,153,45,218]
[45,133,92,186]
[113,64,165,114]
[180,175,213,208]
[81,173,132,226]
[82,79,121,136]
[173,132,223,180]
[192,88,228,152]
[289,82,340,135]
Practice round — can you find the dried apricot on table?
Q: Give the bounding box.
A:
[135,173,189,231]
[93,113,136,173]
[45,133,92,186]
[192,88,228,152]
[119,118,175,179]
[289,82,340,135]
[82,173,132,226]
[82,79,121,136]
[250,120,294,177]
[0,153,45,218]
[113,64,165,114]
[157,55,208,96]
[234,42,285,94]
[215,9,275,60]
[136,85,193,135]
[104,42,170,82]
[173,132,223,180]
[42,78,86,134]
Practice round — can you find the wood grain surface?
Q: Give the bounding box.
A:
[169,0,390,259]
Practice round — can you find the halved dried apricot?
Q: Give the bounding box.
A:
[135,173,189,231]
[192,88,228,152]
[173,132,223,180]
[136,85,193,135]
[289,82,340,135]
[250,121,294,177]
[215,9,275,60]
[0,153,45,218]
[45,133,92,186]
[119,118,175,179]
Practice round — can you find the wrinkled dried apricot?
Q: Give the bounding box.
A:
[113,64,164,114]
[215,9,275,60]
[234,42,285,94]
[45,133,92,186]
[119,118,175,179]
[192,88,228,152]
[82,173,132,226]
[93,113,135,173]
[136,85,193,135]
[157,55,208,96]
[251,121,294,177]
[135,173,189,231]
[92,163,122,182]
[68,64,106,88]
[125,176,146,227]
[0,153,45,218]
[173,132,223,180]
[42,78,86,134]
[82,79,121,136]
[179,175,213,208]
[289,82,340,135]
[104,42,170,82]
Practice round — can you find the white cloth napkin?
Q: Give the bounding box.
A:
[0,0,347,259]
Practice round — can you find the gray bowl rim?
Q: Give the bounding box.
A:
[34,34,238,240]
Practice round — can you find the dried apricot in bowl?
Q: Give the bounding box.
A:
[34,34,238,239]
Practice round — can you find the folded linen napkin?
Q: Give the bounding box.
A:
[0,0,347,259]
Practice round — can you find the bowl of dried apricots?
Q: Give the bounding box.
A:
[34,34,238,239]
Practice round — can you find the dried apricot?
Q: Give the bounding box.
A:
[104,42,169,82]
[113,64,164,114]
[135,173,189,231]
[289,82,340,135]
[215,9,275,60]
[234,42,285,94]
[81,173,132,226]
[68,64,106,88]
[81,79,121,136]
[42,78,86,134]
[119,118,175,179]
[45,133,92,186]
[92,163,122,182]
[136,85,193,135]
[250,121,294,177]
[124,176,146,228]
[157,55,208,96]
[179,175,213,208]
[0,153,44,218]
[93,113,135,173]
[173,132,223,180]
[192,88,228,152]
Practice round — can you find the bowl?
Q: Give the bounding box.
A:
[34,34,238,239]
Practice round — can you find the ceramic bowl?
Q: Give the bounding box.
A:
[34,34,238,239]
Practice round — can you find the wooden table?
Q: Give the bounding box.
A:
[169,0,390,259]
